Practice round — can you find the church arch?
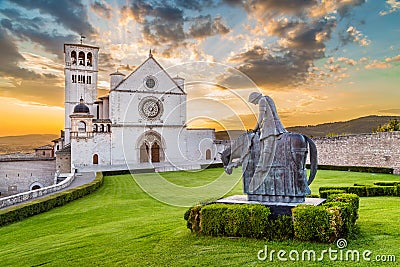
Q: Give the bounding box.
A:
[87,52,92,66]
[100,124,104,132]
[206,149,211,160]
[93,154,99,164]
[30,182,44,191]
[78,121,86,132]
[78,51,85,65]
[136,130,165,163]
[93,124,98,132]
[71,51,77,65]
[151,142,160,163]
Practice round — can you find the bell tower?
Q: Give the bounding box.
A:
[64,42,99,144]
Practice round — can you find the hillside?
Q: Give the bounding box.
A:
[0,134,58,154]
[216,115,400,139]
[287,115,400,137]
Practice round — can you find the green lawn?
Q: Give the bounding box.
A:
[0,169,399,266]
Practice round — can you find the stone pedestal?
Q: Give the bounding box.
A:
[214,195,326,219]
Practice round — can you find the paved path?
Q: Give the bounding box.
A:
[0,172,97,210]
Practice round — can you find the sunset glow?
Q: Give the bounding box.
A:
[0,0,399,136]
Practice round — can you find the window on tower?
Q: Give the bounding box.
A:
[87,52,92,66]
[78,51,85,66]
[78,121,86,132]
[87,75,91,84]
[72,75,76,83]
[71,51,77,65]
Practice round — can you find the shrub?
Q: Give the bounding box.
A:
[201,204,229,236]
[306,164,393,174]
[0,173,103,227]
[373,182,399,186]
[320,189,346,198]
[292,205,334,243]
[201,204,271,238]
[320,185,399,197]
[185,193,360,243]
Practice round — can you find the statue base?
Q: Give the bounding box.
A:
[214,195,326,219]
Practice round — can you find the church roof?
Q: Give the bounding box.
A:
[73,98,90,113]
[34,145,53,151]
[110,70,125,76]
[111,53,185,94]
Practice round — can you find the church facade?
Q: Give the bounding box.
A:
[55,43,217,173]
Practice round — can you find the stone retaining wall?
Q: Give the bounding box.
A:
[313,132,400,174]
[0,173,75,209]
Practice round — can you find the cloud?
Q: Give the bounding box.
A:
[0,27,41,80]
[175,0,215,11]
[91,0,112,19]
[218,0,367,90]
[187,15,230,39]
[341,26,371,46]
[12,0,96,36]
[120,0,231,56]
[380,0,400,16]
[385,54,400,62]
[365,60,391,69]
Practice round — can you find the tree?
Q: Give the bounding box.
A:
[375,119,400,132]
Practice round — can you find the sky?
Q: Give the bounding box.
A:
[0,0,399,136]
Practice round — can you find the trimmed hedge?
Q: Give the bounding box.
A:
[306,164,393,174]
[320,189,346,198]
[293,193,359,242]
[184,193,359,243]
[201,204,271,238]
[0,172,103,227]
[319,184,399,197]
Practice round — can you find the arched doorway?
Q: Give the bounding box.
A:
[206,149,211,160]
[137,131,165,163]
[93,154,99,164]
[30,182,44,191]
[140,143,149,163]
[151,143,160,163]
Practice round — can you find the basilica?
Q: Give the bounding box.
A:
[53,43,217,173]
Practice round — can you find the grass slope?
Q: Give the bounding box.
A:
[0,169,399,266]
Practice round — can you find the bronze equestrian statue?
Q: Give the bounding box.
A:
[221,93,318,203]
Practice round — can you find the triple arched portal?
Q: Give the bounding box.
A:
[90,130,213,165]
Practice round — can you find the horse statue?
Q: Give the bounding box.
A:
[221,130,318,203]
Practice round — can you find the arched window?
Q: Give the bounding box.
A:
[87,52,92,66]
[107,124,111,132]
[78,121,86,132]
[206,149,211,160]
[93,124,98,132]
[57,145,60,150]
[71,51,77,65]
[32,185,41,190]
[42,151,46,156]
[100,124,104,132]
[78,51,85,65]
[93,154,98,164]
[151,142,160,163]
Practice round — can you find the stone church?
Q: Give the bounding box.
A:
[54,43,216,173]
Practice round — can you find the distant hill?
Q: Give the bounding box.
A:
[216,115,400,140]
[0,134,58,154]
[287,116,400,137]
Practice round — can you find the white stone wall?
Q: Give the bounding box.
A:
[71,133,111,169]
[0,160,56,195]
